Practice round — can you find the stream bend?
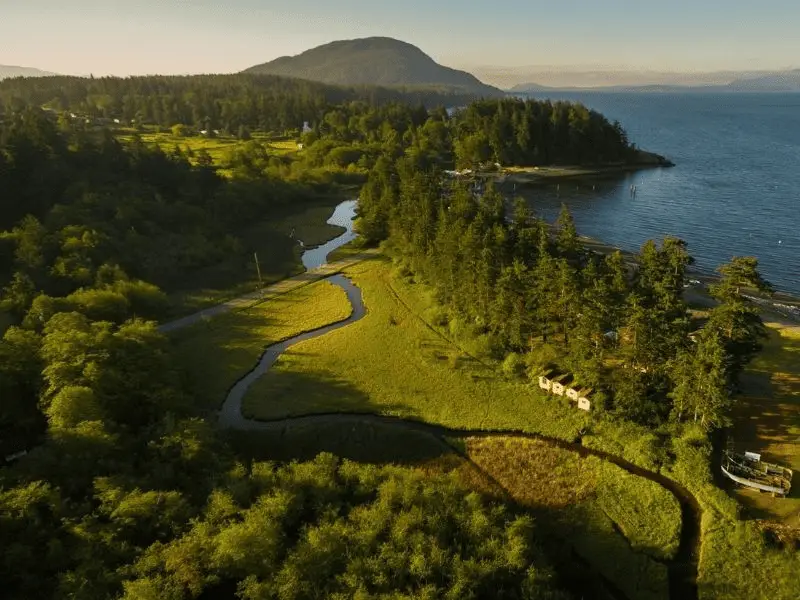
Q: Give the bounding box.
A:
[217,270,700,600]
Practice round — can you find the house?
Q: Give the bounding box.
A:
[538,375,552,391]
[578,397,591,411]
[302,121,313,134]
[566,388,580,401]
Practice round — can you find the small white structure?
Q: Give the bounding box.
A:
[538,376,552,391]
[113,118,120,124]
[552,381,565,396]
[578,397,591,411]
[566,388,579,401]
[297,142,304,149]
[4,450,27,463]
[302,121,313,134]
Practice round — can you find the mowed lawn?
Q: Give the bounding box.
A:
[171,279,351,411]
[242,257,589,439]
[732,322,800,524]
[462,437,681,600]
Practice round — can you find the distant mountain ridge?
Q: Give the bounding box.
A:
[510,69,800,93]
[0,65,57,79]
[243,37,503,97]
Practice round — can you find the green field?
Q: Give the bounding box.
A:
[232,253,800,600]
[115,129,301,177]
[462,436,680,600]
[242,256,588,440]
[235,256,681,597]
[171,279,351,411]
[732,322,800,525]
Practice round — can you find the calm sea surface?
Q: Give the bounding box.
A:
[517,92,800,294]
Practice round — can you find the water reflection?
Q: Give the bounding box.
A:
[301,199,359,270]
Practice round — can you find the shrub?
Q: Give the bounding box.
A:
[502,352,526,378]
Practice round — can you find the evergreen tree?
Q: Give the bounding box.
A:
[555,203,580,259]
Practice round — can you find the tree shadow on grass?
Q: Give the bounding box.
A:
[730,329,800,521]
[231,369,444,465]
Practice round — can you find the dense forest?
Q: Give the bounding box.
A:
[0,74,483,134]
[358,161,772,430]
[0,75,636,169]
[1,79,769,598]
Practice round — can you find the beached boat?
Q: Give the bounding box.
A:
[721,449,792,497]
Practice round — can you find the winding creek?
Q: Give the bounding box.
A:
[217,199,701,600]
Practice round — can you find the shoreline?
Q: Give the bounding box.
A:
[575,232,800,322]
[484,151,675,185]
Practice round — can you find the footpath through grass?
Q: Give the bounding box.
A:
[171,279,351,411]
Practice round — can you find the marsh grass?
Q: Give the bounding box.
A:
[171,280,351,411]
[242,258,588,439]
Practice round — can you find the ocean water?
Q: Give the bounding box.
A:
[517,92,800,294]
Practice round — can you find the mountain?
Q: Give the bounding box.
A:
[0,65,57,80]
[726,70,800,91]
[510,69,800,94]
[243,37,503,97]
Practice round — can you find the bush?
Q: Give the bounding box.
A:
[502,352,526,378]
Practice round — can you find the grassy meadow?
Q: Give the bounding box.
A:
[171,279,351,411]
[115,128,300,177]
[230,250,800,600]
[732,322,800,525]
[462,436,680,600]
[242,256,589,440]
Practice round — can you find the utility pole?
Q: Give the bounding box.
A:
[254,252,263,287]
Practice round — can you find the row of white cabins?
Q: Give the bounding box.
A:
[538,372,592,411]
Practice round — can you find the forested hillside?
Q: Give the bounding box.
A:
[0,74,486,132]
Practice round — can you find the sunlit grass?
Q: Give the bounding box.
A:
[732,323,800,525]
[115,130,300,174]
[242,257,588,439]
[171,280,351,411]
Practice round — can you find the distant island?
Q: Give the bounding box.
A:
[0,64,57,79]
[243,36,503,97]
[510,69,800,93]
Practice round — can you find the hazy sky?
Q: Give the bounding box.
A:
[3,0,799,76]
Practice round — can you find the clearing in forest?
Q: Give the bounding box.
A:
[241,257,588,440]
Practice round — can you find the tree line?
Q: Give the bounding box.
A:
[358,158,772,430]
[0,74,484,134]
